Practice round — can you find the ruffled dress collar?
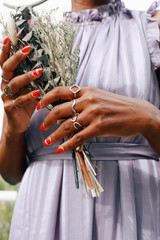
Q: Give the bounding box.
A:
[65,1,129,23]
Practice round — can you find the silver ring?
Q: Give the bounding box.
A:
[1,77,9,83]
[72,99,77,115]
[3,84,13,97]
[71,115,83,130]
[69,84,81,99]
[13,100,21,109]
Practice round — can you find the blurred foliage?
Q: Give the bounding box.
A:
[0,175,18,240]
[0,203,15,240]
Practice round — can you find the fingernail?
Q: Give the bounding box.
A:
[55,147,64,154]
[40,123,45,131]
[21,45,30,53]
[33,68,43,76]
[37,101,41,110]
[43,137,51,146]
[3,36,9,45]
[32,89,40,97]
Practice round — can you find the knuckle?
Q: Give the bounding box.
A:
[54,87,61,96]
[15,97,23,107]
[89,105,99,116]
[4,102,12,112]
[53,105,61,116]
[73,134,83,145]
[62,121,72,132]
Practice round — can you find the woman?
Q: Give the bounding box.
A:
[0,0,160,239]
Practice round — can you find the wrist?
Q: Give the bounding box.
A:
[142,103,160,140]
[4,124,25,140]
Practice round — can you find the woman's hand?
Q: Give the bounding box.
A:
[0,37,42,135]
[37,86,160,153]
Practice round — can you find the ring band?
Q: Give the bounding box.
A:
[69,84,81,99]
[72,99,77,115]
[71,115,83,130]
[1,77,9,83]
[13,100,21,109]
[3,84,13,97]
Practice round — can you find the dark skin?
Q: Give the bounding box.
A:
[0,0,160,184]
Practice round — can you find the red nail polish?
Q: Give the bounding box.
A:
[43,137,51,146]
[37,101,41,110]
[55,147,64,154]
[21,45,30,53]
[3,36,9,45]
[33,68,43,76]
[40,123,45,131]
[32,89,40,97]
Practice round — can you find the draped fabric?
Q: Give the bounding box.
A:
[9,2,160,239]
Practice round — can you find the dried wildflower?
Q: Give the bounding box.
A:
[0,6,104,198]
[7,15,18,45]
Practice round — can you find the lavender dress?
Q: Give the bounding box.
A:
[9,2,160,240]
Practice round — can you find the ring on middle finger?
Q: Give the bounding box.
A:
[72,99,77,116]
[3,84,14,97]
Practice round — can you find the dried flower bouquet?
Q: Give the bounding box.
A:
[0,6,104,198]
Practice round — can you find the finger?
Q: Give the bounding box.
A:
[1,68,43,94]
[2,45,31,81]
[0,36,11,68]
[41,113,89,147]
[38,86,83,109]
[14,89,41,108]
[41,100,83,131]
[55,125,97,153]
[3,89,41,112]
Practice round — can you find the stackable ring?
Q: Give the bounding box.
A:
[1,77,9,83]
[3,84,13,97]
[71,115,83,130]
[72,99,77,115]
[69,84,81,99]
[13,100,21,109]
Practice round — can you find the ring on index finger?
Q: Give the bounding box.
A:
[69,84,81,99]
[3,84,13,97]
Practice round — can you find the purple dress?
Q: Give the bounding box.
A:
[9,2,160,240]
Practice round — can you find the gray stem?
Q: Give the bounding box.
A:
[3,0,48,9]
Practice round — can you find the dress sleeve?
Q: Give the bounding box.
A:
[143,2,160,70]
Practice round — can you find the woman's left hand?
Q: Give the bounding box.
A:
[37,86,160,153]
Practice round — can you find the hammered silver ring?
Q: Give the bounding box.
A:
[13,100,21,109]
[1,77,9,83]
[3,84,13,97]
[70,115,83,130]
[69,84,81,99]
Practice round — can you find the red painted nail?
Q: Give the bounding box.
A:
[3,36,9,45]
[43,137,51,146]
[33,68,43,76]
[55,147,64,154]
[32,89,40,97]
[40,123,45,131]
[21,45,30,53]
[37,101,41,110]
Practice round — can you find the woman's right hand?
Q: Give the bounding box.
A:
[0,36,42,135]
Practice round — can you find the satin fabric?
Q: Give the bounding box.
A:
[9,2,160,239]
